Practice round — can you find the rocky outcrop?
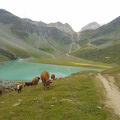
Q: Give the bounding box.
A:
[81,22,100,31]
[48,22,74,34]
[0,80,18,89]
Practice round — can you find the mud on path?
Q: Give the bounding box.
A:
[97,74,120,117]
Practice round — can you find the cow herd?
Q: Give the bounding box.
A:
[0,70,63,95]
[16,71,57,93]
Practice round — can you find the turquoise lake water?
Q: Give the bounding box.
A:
[0,60,102,81]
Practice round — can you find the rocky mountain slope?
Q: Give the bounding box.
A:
[0,9,77,61]
[80,22,100,31]
[0,9,120,65]
[71,16,120,64]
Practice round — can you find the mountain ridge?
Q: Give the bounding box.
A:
[71,16,120,64]
[0,9,120,65]
[0,9,75,61]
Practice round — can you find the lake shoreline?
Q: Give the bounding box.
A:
[30,60,109,69]
[1,59,111,69]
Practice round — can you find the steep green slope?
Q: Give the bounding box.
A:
[0,72,119,119]
[71,44,120,64]
[0,22,50,61]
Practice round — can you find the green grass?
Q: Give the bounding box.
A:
[32,56,111,69]
[0,55,10,62]
[71,44,120,64]
[0,71,119,120]
[91,38,111,46]
[5,45,30,58]
[4,45,50,60]
[39,47,54,53]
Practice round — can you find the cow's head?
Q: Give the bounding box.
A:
[46,80,52,88]
[37,77,40,81]
[51,74,55,80]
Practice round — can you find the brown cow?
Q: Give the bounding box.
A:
[25,81,33,86]
[40,71,51,89]
[51,74,55,80]
[32,77,40,85]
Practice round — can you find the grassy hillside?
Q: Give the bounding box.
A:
[71,44,120,64]
[0,71,119,119]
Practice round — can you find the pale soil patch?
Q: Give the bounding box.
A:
[96,74,120,117]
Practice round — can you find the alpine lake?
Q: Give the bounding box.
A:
[0,60,102,81]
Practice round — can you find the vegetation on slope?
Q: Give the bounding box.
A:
[0,71,119,119]
[32,55,111,69]
[0,9,74,61]
[39,47,54,53]
[0,48,17,61]
[79,16,120,46]
[5,45,30,58]
[71,44,120,64]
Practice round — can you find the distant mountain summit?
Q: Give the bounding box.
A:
[48,22,74,34]
[22,20,74,34]
[81,22,100,31]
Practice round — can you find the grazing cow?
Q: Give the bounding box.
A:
[40,71,51,89]
[25,81,33,86]
[0,89,2,95]
[32,77,40,85]
[51,74,55,80]
[17,85,23,93]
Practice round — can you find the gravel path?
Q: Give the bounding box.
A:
[97,74,120,116]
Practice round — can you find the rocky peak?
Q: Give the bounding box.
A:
[81,22,100,32]
[48,22,74,34]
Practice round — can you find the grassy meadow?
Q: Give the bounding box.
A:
[0,71,119,120]
[31,55,112,69]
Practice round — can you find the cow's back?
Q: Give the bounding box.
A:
[41,71,50,82]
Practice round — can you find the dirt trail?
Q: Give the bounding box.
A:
[97,74,120,116]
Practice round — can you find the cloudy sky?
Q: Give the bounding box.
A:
[0,0,120,32]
